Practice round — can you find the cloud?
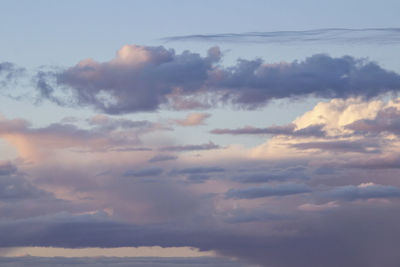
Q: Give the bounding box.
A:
[346,105,400,135]
[172,167,225,175]
[226,183,311,199]
[290,140,380,153]
[232,167,307,183]
[211,123,325,137]
[38,45,220,114]
[345,155,400,169]
[3,205,400,267]
[0,162,17,176]
[0,256,244,267]
[163,28,400,45]
[327,183,400,201]
[0,62,25,89]
[148,155,178,163]
[37,45,400,114]
[124,168,164,177]
[0,113,165,159]
[159,142,220,152]
[0,175,50,202]
[298,201,339,211]
[174,113,211,126]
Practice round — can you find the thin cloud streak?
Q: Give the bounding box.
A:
[163,28,400,45]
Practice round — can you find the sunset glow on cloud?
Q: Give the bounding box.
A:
[1,1,400,266]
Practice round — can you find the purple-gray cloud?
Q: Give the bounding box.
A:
[0,62,25,89]
[159,142,220,152]
[35,45,400,114]
[0,256,244,267]
[0,162,17,176]
[148,154,178,163]
[291,140,381,153]
[226,183,311,199]
[327,183,400,201]
[211,123,326,137]
[124,167,163,177]
[346,106,400,135]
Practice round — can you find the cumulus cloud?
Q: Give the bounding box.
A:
[36,45,400,114]
[38,45,220,114]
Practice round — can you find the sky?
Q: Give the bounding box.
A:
[1,1,400,266]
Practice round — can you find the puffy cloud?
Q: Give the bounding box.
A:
[40,45,220,114]
[37,45,400,114]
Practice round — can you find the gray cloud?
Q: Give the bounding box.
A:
[39,45,220,114]
[224,208,288,224]
[124,168,164,177]
[163,28,400,45]
[345,155,400,169]
[346,107,400,135]
[0,115,166,153]
[3,205,400,267]
[0,175,50,202]
[226,183,311,199]
[291,140,381,153]
[172,167,225,175]
[328,183,400,201]
[0,162,17,176]
[159,142,220,152]
[148,154,178,163]
[0,62,25,89]
[36,45,400,114]
[211,123,325,137]
[0,256,245,267]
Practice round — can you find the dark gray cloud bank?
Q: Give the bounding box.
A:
[0,256,244,267]
[2,205,400,267]
[35,45,400,114]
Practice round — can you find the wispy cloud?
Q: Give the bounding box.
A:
[163,28,400,45]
